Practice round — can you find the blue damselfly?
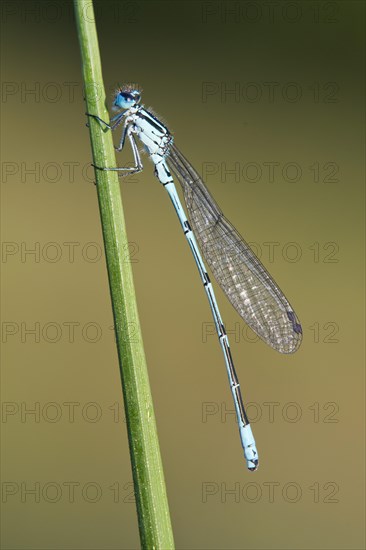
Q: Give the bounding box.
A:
[86,85,302,471]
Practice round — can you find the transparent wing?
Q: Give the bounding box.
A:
[166,144,302,354]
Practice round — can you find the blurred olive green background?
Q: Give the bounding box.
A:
[1,1,365,549]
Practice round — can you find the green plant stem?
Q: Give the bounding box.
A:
[74,1,175,548]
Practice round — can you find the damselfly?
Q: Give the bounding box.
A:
[87,85,302,471]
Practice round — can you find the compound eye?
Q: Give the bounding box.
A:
[115,92,135,109]
[118,92,133,104]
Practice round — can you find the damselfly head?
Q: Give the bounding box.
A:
[114,86,141,110]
